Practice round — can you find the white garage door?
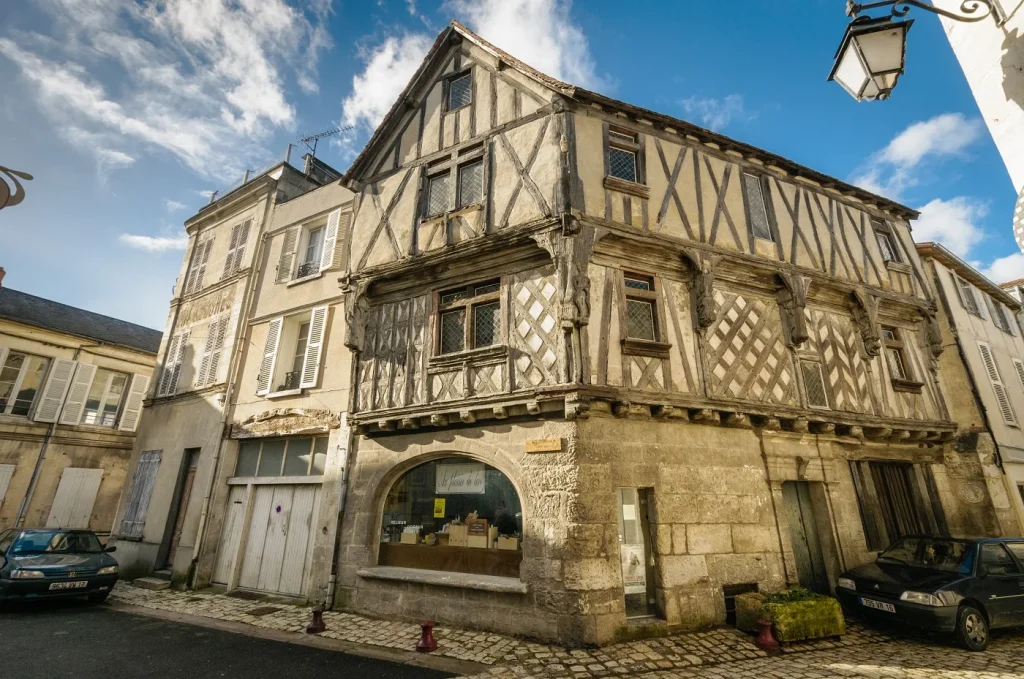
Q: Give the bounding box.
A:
[219,484,321,597]
[46,468,103,529]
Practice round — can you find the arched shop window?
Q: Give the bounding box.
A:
[378,457,523,578]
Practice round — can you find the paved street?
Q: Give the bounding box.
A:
[0,599,454,679]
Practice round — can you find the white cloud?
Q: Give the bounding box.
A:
[851,113,984,200]
[341,33,434,134]
[165,200,187,212]
[981,252,1024,285]
[680,94,752,131]
[119,233,189,252]
[913,197,988,257]
[0,0,333,179]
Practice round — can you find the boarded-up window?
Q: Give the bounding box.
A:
[119,451,161,538]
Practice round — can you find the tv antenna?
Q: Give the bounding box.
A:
[298,125,354,160]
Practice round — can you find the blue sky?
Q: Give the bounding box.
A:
[0,0,1020,330]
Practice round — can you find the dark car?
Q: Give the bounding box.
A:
[0,529,118,609]
[836,535,1024,651]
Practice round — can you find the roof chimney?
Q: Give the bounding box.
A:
[0,267,5,288]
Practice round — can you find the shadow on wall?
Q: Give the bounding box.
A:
[1002,28,1024,113]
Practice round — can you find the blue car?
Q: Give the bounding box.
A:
[0,529,119,608]
[836,535,1024,651]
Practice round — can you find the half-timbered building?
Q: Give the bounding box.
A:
[329,22,1015,645]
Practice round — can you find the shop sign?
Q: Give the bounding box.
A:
[525,438,562,453]
[435,462,486,494]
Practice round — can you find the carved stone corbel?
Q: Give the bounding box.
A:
[849,287,881,358]
[776,272,811,347]
[691,251,719,331]
[922,303,944,370]
[340,275,370,352]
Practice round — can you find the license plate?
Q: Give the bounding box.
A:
[48,581,88,591]
[860,597,896,613]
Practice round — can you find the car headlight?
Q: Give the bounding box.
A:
[11,569,46,579]
[97,565,118,576]
[900,591,943,606]
[837,577,856,591]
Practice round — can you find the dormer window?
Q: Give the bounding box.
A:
[447,72,472,111]
[608,130,639,183]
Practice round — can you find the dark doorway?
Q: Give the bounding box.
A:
[618,487,658,618]
[782,481,831,594]
[159,448,201,570]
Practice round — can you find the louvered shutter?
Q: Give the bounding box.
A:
[33,358,77,423]
[319,210,341,272]
[118,374,150,432]
[206,315,229,386]
[0,346,8,375]
[168,330,190,394]
[158,334,181,397]
[1013,359,1024,392]
[232,219,251,272]
[300,306,328,388]
[222,224,241,279]
[276,227,299,283]
[196,317,220,386]
[119,450,161,538]
[59,363,98,425]
[256,318,283,395]
[978,341,1016,425]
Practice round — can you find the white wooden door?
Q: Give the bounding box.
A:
[0,464,15,507]
[46,468,103,529]
[237,484,321,596]
[213,485,247,585]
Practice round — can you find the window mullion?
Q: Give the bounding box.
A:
[97,374,114,423]
[279,440,288,476]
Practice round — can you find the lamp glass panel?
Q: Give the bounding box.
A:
[833,45,870,99]
[854,28,905,74]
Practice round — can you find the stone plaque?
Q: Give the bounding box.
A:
[525,438,562,453]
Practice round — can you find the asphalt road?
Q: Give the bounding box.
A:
[0,599,455,679]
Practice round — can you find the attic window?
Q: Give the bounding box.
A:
[607,129,639,183]
[448,72,472,111]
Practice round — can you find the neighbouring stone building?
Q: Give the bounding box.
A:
[919,243,1024,531]
[116,21,1019,647]
[0,269,159,534]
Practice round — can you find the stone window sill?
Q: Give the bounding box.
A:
[621,338,672,359]
[287,272,324,287]
[264,388,303,400]
[603,176,650,199]
[356,566,528,594]
[891,378,924,394]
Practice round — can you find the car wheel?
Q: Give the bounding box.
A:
[955,605,989,651]
[87,591,109,604]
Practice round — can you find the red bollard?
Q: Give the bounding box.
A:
[754,619,780,654]
[416,620,437,653]
[306,607,326,634]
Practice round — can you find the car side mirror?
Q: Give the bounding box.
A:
[104,545,117,554]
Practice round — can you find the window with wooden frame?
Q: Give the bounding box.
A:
[741,173,775,242]
[0,349,50,417]
[989,296,1016,335]
[953,273,985,319]
[436,280,501,355]
[446,71,472,112]
[872,220,901,263]
[882,326,920,392]
[623,274,658,342]
[607,129,640,184]
[233,436,328,479]
[421,144,487,222]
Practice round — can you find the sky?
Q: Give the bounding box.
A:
[0,0,1021,330]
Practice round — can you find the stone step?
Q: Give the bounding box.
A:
[152,569,172,581]
[133,577,171,591]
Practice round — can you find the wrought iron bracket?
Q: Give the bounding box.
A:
[846,0,995,22]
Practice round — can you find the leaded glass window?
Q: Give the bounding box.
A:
[609,147,637,183]
[436,279,502,355]
[427,174,450,217]
[474,302,500,347]
[458,160,484,208]
[448,73,472,110]
[626,300,656,341]
[440,310,466,354]
[743,173,773,241]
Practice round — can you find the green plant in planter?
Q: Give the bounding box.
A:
[762,588,846,643]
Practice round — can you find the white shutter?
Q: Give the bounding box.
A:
[978,341,1016,425]
[0,346,8,373]
[319,210,341,272]
[59,362,98,425]
[300,306,328,388]
[1013,359,1024,392]
[232,219,251,272]
[158,334,182,397]
[46,467,103,529]
[256,318,283,395]
[34,358,77,422]
[0,463,15,505]
[196,317,220,386]
[206,315,229,386]
[119,451,161,538]
[168,329,190,395]
[222,223,242,279]
[118,374,151,432]
[276,227,299,283]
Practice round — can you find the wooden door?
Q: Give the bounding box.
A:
[237,484,321,596]
[213,485,247,585]
[162,450,200,569]
[782,481,830,595]
[46,468,103,529]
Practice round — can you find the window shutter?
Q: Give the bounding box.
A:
[119,450,161,538]
[300,306,328,389]
[319,210,340,272]
[222,223,241,279]
[196,317,221,386]
[1013,358,1024,392]
[33,358,77,423]
[276,227,299,283]
[256,317,283,395]
[158,334,181,397]
[334,212,351,269]
[206,315,229,387]
[118,374,151,432]
[58,362,98,425]
[168,330,190,395]
[232,219,251,272]
[978,341,1016,425]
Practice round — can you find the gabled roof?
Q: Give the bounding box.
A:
[0,287,162,354]
[343,21,917,220]
[917,242,1020,309]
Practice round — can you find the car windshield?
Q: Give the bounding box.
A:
[878,537,973,574]
[10,531,103,555]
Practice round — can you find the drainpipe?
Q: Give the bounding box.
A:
[187,198,273,588]
[15,343,101,527]
[325,413,352,609]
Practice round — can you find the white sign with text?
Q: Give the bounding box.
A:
[435,462,486,494]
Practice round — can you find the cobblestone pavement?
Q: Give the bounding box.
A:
[111,584,1024,678]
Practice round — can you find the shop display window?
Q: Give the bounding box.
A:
[378,457,523,578]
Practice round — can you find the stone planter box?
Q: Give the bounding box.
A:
[734,590,845,643]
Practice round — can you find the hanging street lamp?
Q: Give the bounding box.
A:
[828,0,997,102]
